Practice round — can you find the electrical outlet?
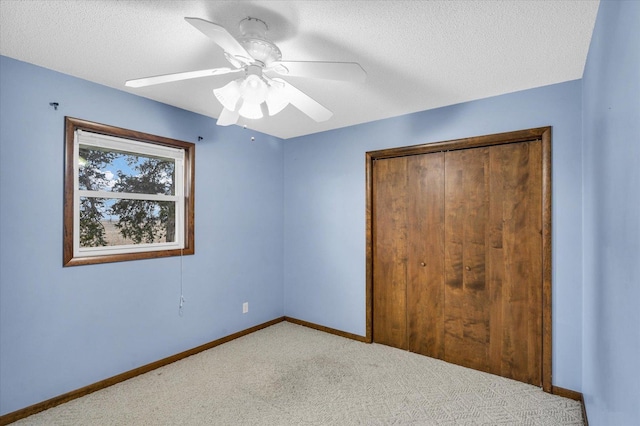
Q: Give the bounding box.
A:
[242,302,249,314]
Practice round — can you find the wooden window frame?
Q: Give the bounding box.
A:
[63,117,195,266]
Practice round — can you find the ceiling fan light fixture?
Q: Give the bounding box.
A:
[214,70,274,120]
[127,16,366,126]
[127,17,364,126]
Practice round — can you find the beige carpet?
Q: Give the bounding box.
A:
[14,322,583,425]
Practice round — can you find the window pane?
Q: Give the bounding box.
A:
[80,197,176,248]
[79,145,175,195]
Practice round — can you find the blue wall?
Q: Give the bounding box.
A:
[582,1,640,424]
[0,56,285,415]
[4,2,638,415]
[284,80,584,391]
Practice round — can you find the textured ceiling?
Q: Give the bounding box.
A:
[0,0,599,139]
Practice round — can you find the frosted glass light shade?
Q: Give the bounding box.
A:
[240,74,268,104]
[238,100,263,119]
[217,108,240,126]
[266,82,289,116]
[213,80,242,111]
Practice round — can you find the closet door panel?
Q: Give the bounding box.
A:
[444,147,491,373]
[407,153,445,358]
[488,141,543,385]
[372,157,409,349]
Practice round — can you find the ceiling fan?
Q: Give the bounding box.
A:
[125,17,367,126]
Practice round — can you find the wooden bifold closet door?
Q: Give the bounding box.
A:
[370,131,548,388]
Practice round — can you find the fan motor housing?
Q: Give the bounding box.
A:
[238,17,282,66]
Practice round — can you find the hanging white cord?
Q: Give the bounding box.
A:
[178,248,185,316]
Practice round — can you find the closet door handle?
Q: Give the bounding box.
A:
[420,262,426,267]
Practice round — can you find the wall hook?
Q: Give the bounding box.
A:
[49,102,59,110]
[197,136,203,141]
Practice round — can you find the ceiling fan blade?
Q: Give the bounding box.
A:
[125,68,242,88]
[269,61,367,83]
[185,17,252,64]
[276,78,333,122]
[217,107,240,126]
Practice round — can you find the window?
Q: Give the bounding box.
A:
[64,117,195,266]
